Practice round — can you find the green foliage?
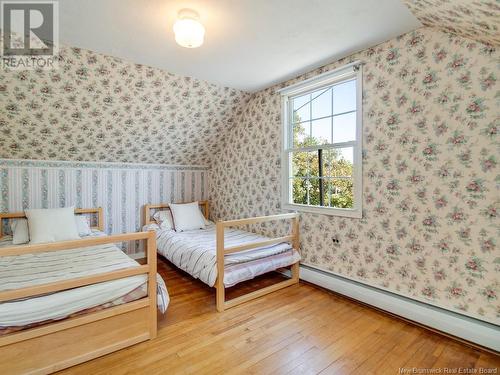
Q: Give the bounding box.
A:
[291,116,354,208]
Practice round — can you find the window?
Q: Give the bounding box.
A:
[280,62,362,218]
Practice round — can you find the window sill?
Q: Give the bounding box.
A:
[282,203,362,218]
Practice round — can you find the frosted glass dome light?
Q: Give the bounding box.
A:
[173,9,205,48]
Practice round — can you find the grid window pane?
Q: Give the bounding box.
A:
[291,178,308,205]
[291,151,319,178]
[333,79,356,114]
[292,94,310,123]
[322,178,354,208]
[333,112,356,143]
[293,121,310,147]
[311,87,332,120]
[311,117,332,145]
[291,177,321,206]
[322,147,354,178]
[308,178,321,206]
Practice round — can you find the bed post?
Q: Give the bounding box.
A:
[291,215,300,283]
[147,231,157,339]
[97,207,104,231]
[216,221,225,312]
[144,205,149,226]
[203,201,209,220]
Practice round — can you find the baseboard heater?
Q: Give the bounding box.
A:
[299,264,500,352]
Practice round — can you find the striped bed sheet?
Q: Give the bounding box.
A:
[0,231,169,332]
[152,223,300,287]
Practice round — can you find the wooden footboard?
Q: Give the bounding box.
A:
[0,231,157,375]
[142,202,299,312]
[215,213,300,312]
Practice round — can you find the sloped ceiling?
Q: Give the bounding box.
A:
[0,46,248,166]
[58,0,421,92]
[404,0,500,46]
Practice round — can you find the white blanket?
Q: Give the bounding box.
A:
[154,224,293,287]
[0,237,169,327]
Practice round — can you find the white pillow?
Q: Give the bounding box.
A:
[25,207,81,244]
[170,202,206,232]
[75,215,92,236]
[143,223,160,232]
[153,210,174,230]
[11,218,29,245]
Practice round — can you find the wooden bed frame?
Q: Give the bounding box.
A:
[144,201,300,312]
[0,208,158,375]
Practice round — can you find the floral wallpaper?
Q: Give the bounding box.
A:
[404,0,500,46]
[0,45,248,166]
[1,21,498,325]
[210,28,499,324]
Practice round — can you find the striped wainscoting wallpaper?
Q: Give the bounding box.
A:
[0,159,209,255]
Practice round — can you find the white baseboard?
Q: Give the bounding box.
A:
[300,265,500,351]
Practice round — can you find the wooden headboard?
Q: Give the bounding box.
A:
[0,207,104,238]
[144,201,209,226]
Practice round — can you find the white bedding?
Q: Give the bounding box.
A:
[151,223,300,287]
[0,231,169,327]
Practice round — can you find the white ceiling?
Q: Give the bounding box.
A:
[59,0,421,92]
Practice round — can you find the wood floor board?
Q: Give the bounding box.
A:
[226,296,367,374]
[285,317,387,375]
[319,319,408,374]
[175,299,322,373]
[57,257,500,375]
[431,343,481,371]
[369,327,428,374]
[475,353,500,370]
[401,333,444,370]
[271,311,378,374]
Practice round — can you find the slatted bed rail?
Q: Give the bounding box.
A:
[216,212,300,312]
[0,211,158,374]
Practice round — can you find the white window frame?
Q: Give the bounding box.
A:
[279,61,363,218]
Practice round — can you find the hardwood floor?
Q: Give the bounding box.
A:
[59,257,499,374]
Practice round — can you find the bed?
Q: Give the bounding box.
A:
[0,208,168,375]
[144,201,300,312]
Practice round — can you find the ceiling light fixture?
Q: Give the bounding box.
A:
[173,9,205,48]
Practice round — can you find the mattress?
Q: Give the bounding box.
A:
[0,231,169,331]
[0,280,149,335]
[151,223,300,287]
[224,249,300,287]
